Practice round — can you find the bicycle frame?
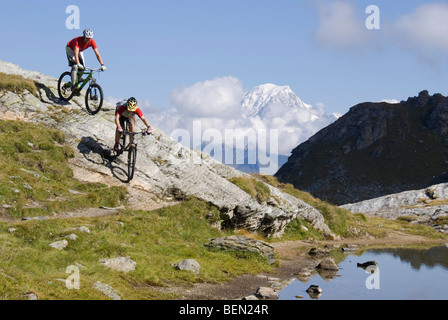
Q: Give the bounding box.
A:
[76,68,102,90]
[121,130,147,152]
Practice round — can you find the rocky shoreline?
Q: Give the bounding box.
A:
[158,231,448,300]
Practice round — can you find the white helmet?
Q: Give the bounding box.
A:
[83,28,94,38]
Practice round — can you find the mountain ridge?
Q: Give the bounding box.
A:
[276,90,448,205]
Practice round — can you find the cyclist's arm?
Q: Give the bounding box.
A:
[115,112,122,129]
[93,48,105,66]
[139,115,151,128]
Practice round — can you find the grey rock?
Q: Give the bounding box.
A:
[65,233,78,241]
[342,183,448,220]
[99,257,136,273]
[93,281,121,300]
[255,287,278,300]
[24,293,38,300]
[49,240,68,250]
[342,244,358,253]
[306,284,323,299]
[206,235,275,263]
[316,257,338,271]
[242,295,259,300]
[175,259,200,274]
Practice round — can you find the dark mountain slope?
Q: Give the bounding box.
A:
[276,90,448,205]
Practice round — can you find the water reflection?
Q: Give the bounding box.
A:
[374,245,448,270]
[279,244,448,300]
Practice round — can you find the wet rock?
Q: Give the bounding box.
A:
[295,267,314,282]
[357,260,378,270]
[342,244,358,253]
[255,287,279,300]
[316,257,338,271]
[308,247,330,256]
[306,285,322,299]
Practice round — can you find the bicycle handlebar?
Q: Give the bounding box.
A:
[84,67,104,72]
[123,130,150,137]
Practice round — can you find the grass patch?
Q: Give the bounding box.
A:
[0,72,37,96]
[0,197,273,300]
[228,176,271,204]
[0,119,127,218]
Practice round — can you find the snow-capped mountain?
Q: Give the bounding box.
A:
[228,83,339,174]
[242,84,315,119]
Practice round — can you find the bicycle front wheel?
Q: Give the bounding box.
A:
[58,72,74,101]
[127,146,137,182]
[85,83,104,115]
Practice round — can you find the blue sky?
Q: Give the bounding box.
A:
[3,0,448,117]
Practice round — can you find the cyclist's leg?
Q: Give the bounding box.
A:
[114,116,125,150]
[129,116,136,146]
[66,46,79,85]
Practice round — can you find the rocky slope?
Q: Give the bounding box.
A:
[0,60,336,239]
[276,90,448,205]
[341,182,448,233]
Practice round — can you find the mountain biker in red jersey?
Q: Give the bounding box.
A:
[66,28,106,92]
[114,97,153,151]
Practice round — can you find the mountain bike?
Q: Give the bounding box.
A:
[115,119,149,182]
[57,67,104,115]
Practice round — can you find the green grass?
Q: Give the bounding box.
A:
[0,72,37,96]
[0,119,127,219]
[228,176,271,204]
[0,197,273,300]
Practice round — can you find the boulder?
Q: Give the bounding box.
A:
[175,259,201,274]
[206,235,275,263]
[316,257,338,271]
[49,240,68,250]
[255,287,279,300]
[99,257,136,273]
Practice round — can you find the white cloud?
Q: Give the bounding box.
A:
[392,3,448,58]
[315,0,372,49]
[151,76,335,157]
[313,1,448,62]
[169,76,244,119]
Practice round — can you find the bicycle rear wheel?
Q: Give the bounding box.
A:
[58,72,74,101]
[127,146,137,182]
[85,83,104,115]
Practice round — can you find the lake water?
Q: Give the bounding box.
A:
[279,244,448,300]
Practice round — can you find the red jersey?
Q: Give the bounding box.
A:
[117,104,143,118]
[67,37,98,52]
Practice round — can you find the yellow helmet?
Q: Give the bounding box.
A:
[127,97,138,112]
